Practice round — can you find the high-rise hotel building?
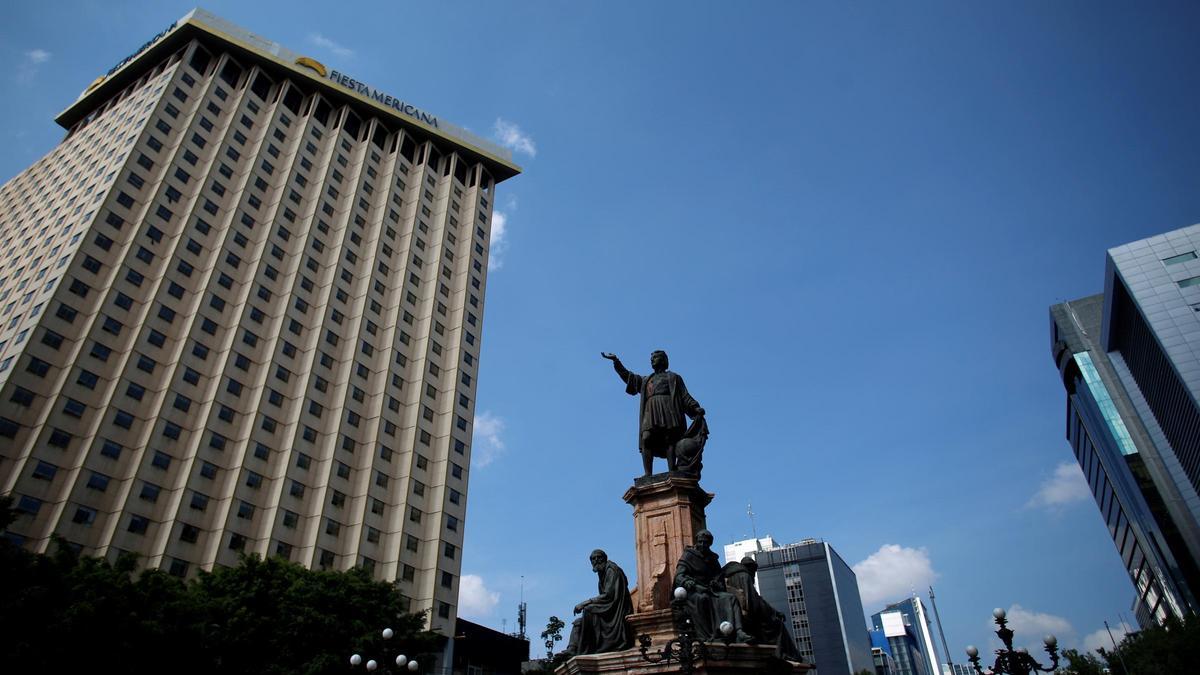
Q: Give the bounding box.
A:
[0,8,519,636]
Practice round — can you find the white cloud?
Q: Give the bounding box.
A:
[852,544,938,608]
[1081,621,1132,653]
[1027,461,1090,510]
[487,195,518,270]
[994,605,1074,652]
[458,574,501,619]
[472,411,506,468]
[308,33,354,58]
[16,49,51,84]
[489,210,509,270]
[493,118,537,157]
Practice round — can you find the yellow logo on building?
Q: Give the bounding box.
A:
[84,75,107,94]
[294,57,327,77]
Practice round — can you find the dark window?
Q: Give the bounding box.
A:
[100,439,123,459]
[63,398,86,418]
[128,515,150,534]
[140,482,160,501]
[32,461,58,480]
[41,330,65,349]
[114,410,135,428]
[86,472,110,491]
[73,506,97,525]
[49,428,73,447]
[27,358,51,377]
[191,492,210,510]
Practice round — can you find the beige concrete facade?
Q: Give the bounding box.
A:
[0,11,518,636]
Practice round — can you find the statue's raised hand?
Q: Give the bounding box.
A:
[600,352,619,361]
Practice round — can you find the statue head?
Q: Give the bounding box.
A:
[694,529,714,553]
[589,549,608,572]
[651,350,668,372]
[740,556,759,575]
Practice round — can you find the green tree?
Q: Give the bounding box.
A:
[1101,614,1200,675]
[1058,648,1107,675]
[0,538,436,675]
[541,615,566,659]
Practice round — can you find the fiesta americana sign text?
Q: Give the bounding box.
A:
[326,68,439,129]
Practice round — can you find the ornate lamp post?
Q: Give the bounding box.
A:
[965,608,1059,675]
[638,587,735,674]
[349,627,421,673]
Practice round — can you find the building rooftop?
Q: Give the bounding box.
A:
[56,7,520,183]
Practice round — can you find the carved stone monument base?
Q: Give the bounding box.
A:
[554,643,812,674]
[623,473,713,614]
[626,608,676,648]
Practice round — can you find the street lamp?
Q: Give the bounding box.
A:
[638,587,735,674]
[965,608,1059,675]
[350,627,421,673]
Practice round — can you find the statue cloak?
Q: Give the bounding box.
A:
[569,560,634,654]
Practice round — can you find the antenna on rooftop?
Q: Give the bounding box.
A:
[517,575,527,640]
[747,502,762,550]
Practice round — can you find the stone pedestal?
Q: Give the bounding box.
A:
[622,473,713,614]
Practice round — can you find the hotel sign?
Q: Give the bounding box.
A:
[107,21,177,76]
[326,69,439,129]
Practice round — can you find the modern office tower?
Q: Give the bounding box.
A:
[0,6,519,646]
[869,597,939,675]
[1049,224,1200,625]
[868,631,897,675]
[727,537,875,675]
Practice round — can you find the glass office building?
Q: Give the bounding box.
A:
[1049,224,1200,624]
[869,597,940,675]
[731,538,875,675]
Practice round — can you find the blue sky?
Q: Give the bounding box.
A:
[4,0,1200,661]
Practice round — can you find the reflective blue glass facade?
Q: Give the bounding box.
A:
[869,598,939,675]
[1050,224,1200,624]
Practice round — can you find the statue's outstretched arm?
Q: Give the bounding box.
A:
[600,352,632,383]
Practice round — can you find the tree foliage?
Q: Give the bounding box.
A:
[1057,614,1200,675]
[541,615,565,659]
[1058,648,1107,675]
[0,536,437,675]
[1099,613,1200,675]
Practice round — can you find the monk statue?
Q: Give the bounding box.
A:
[673,530,751,642]
[564,550,635,656]
[723,556,803,661]
[601,350,708,477]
